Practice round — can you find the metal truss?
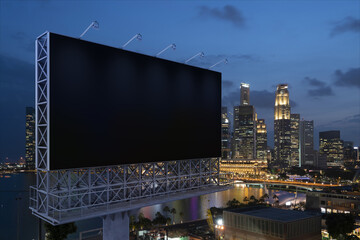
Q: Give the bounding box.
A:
[30,158,233,225]
[35,31,50,171]
[31,32,233,225]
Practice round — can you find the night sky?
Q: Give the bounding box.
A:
[0,0,359,162]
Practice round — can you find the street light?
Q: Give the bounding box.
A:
[122,33,142,49]
[79,21,99,39]
[156,44,176,57]
[209,59,228,69]
[185,52,204,64]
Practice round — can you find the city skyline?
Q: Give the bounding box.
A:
[0,0,359,161]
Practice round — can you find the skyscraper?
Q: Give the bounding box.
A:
[290,113,300,167]
[25,107,35,170]
[319,131,344,167]
[299,120,315,166]
[240,83,250,106]
[343,141,356,164]
[256,119,267,160]
[221,107,231,159]
[233,105,256,159]
[232,83,256,159]
[274,84,291,167]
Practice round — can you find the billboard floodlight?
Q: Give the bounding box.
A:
[122,33,142,49]
[185,52,204,64]
[79,21,99,39]
[209,59,228,69]
[156,44,176,57]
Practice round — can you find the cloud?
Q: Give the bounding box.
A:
[318,114,360,146]
[222,90,239,107]
[10,31,34,52]
[303,77,334,98]
[308,86,334,97]
[222,80,234,89]
[330,16,360,37]
[304,77,326,87]
[198,5,245,28]
[334,68,360,88]
[11,32,27,41]
[190,53,260,68]
[222,89,297,109]
[331,114,360,125]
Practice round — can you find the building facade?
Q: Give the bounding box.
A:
[319,131,344,167]
[220,159,268,177]
[25,107,35,170]
[223,206,321,240]
[222,107,231,159]
[233,105,257,159]
[274,84,291,167]
[290,114,300,167]
[256,119,267,160]
[299,120,315,167]
[343,141,358,165]
[240,83,250,106]
[306,191,360,216]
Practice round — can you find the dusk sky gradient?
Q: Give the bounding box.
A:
[0,0,359,162]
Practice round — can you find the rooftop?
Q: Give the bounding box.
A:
[225,207,319,223]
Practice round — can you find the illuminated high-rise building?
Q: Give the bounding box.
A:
[25,107,35,170]
[240,83,250,106]
[233,105,256,159]
[343,141,354,162]
[290,114,300,166]
[233,83,256,159]
[274,84,291,166]
[299,120,315,166]
[256,119,267,160]
[221,107,231,159]
[319,131,344,167]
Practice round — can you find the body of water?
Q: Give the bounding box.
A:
[0,173,305,239]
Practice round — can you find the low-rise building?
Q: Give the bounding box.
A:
[223,206,321,240]
[220,159,267,178]
[306,191,360,216]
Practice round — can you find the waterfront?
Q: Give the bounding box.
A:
[0,173,305,239]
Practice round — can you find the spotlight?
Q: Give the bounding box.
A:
[79,21,99,39]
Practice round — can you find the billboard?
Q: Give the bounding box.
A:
[47,33,221,170]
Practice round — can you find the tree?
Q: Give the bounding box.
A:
[129,215,136,231]
[326,214,355,240]
[206,209,214,233]
[179,211,184,223]
[137,212,152,230]
[170,208,177,224]
[163,206,170,217]
[44,222,77,240]
[153,212,167,226]
[273,194,279,200]
[278,172,288,180]
[261,193,270,200]
[226,198,240,208]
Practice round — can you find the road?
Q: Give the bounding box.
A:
[235,177,342,188]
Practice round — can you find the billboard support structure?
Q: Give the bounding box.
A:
[30,32,233,239]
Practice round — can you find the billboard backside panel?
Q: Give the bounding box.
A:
[48,33,221,170]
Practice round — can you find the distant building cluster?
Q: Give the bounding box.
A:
[25,107,35,170]
[221,83,359,170]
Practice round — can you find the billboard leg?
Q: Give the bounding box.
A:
[103,211,129,240]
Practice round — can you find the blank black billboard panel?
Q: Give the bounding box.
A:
[49,33,221,170]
